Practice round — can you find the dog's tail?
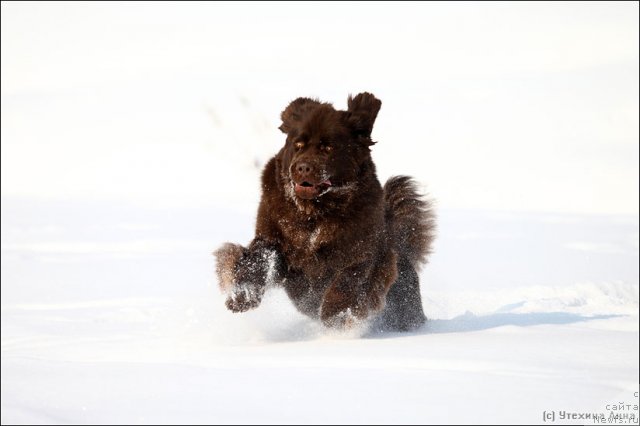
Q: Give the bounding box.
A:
[383,176,436,270]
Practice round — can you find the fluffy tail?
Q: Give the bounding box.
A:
[384,176,436,269]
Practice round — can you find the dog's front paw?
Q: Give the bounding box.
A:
[321,308,360,329]
[225,284,264,313]
[320,287,368,329]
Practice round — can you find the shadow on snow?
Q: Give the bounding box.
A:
[365,311,622,339]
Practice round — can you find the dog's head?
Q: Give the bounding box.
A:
[276,93,382,210]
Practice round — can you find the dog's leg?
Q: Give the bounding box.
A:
[319,266,366,328]
[376,256,426,331]
[320,253,397,328]
[214,239,283,313]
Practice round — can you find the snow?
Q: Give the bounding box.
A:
[2,2,639,424]
[1,201,638,425]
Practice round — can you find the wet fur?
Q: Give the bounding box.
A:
[214,92,435,331]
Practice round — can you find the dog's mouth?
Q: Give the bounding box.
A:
[293,179,332,200]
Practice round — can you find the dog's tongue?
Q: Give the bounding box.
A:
[319,179,332,187]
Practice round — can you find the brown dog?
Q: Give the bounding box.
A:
[215,92,435,331]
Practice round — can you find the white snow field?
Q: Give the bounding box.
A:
[2,2,638,425]
[1,201,638,425]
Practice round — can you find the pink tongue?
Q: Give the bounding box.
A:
[320,179,332,186]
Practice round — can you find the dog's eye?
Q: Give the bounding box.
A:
[324,145,333,153]
[294,141,305,150]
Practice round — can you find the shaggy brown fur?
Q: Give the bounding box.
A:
[214,92,435,331]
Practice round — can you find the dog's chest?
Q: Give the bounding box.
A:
[279,218,336,255]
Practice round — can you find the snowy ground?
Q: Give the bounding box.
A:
[1,199,638,425]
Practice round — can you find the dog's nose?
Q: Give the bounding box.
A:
[295,161,313,176]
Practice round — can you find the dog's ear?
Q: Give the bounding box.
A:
[346,92,382,138]
[279,97,322,133]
